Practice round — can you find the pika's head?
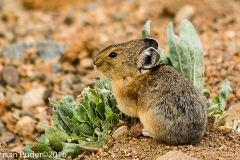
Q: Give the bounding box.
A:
[93,38,160,80]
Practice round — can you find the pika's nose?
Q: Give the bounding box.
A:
[93,57,102,66]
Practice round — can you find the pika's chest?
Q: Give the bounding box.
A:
[113,79,139,117]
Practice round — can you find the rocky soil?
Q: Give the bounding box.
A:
[0,0,240,159]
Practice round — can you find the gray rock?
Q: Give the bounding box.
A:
[0,120,6,136]
[157,151,197,160]
[1,41,66,62]
[6,88,23,108]
[2,66,19,87]
[112,126,129,140]
[22,86,46,109]
[60,76,73,91]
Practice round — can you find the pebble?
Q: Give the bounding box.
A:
[2,133,16,144]
[2,66,19,87]
[236,89,240,100]
[157,151,197,160]
[6,88,23,108]
[225,102,240,122]
[15,116,37,137]
[129,122,143,138]
[0,120,6,135]
[112,125,129,140]
[22,86,46,109]
[60,76,73,91]
[174,5,196,24]
[20,109,34,117]
[79,58,94,69]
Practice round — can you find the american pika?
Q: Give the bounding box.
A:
[93,38,207,145]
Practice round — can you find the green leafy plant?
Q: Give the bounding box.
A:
[142,20,232,128]
[23,78,120,159]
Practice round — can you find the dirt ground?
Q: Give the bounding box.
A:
[0,0,240,159]
[87,118,240,160]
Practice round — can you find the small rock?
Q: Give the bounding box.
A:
[1,132,16,143]
[8,94,23,108]
[223,30,235,40]
[37,63,52,74]
[236,89,240,100]
[0,120,6,135]
[42,88,53,104]
[217,126,232,133]
[73,83,85,97]
[6,91,23,108]
[174,5,195,24]
[79,58,94,69]
[62,62,76,73]
[15,116,37,137]
[61,76,73,91]
[157,151,197,160]
[20,82,32,89]
[34,109,49,124]
[22,86,46,109]
[51,63,62,73]
[129,122,143,138]
[226,103,240,122]
[0,96,6,116]
[20,109,34,117]
[2,66,19,87]
[1,112,17,132]
[112,126,129,140]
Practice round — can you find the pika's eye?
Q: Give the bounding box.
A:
[109,52,117,58]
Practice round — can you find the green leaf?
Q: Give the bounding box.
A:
[167,22,192,80]
[52,109,71,133]
[105,106,114,119]
[77,134,111,152]
[57,105,73,118]
[63,95,76,106]
[23,143,54,160]
[180,19,204,92]
[157,48,171,65]
[40,123,70,150]
[36,134,50,145]
[73,103,90,122]
[219,79,232,111]
[49,98,61,107]
[77,123,94,136]
[95,77,112,91]
[142,20,151,38]
[90,89,99,104]
[87,106,96,122]
[96,102,105,119]
[209,79,232,112]
[61,143,83,159]
[202,89,210,98]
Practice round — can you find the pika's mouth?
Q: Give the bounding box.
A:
[93,58,103,69]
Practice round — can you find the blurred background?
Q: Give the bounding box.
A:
[0,0,240,155]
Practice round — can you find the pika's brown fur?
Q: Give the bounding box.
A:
[94,38,207,145]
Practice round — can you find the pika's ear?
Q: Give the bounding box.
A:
[143,38,158,49]
[140,47,160,70]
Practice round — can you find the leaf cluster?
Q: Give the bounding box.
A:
[23,78,120,159]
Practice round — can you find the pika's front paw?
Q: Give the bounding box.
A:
[142,128,156,138]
